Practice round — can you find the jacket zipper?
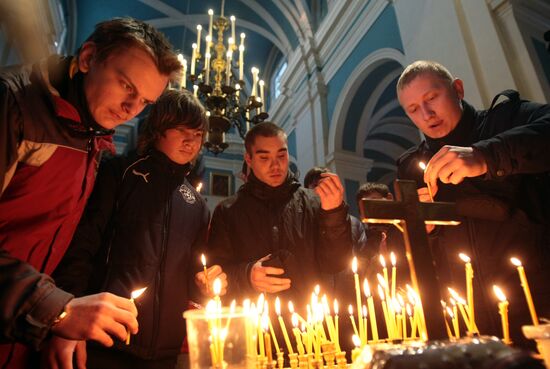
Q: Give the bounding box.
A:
[150,175,172,356]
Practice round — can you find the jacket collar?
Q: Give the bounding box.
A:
[425,100,477,152]
[242,171,301,201]
[149,149,192,180]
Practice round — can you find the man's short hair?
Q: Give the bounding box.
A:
[304,167,329,189]
[356,182,390,204]
[244,122,286,155]
[80,17,181,80]
[397,60,454,92]
[138,89,208,153]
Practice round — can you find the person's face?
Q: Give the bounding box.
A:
[245,134,289,187]
[156,126,204,165]
[78,43,170,129]
[398,72,464,139]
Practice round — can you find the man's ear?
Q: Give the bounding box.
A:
[245,152,252,167]
[452,78,465,100]
[78,42,96,73]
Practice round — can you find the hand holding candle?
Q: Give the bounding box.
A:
[195,262,227,297]
[418,161,434,201]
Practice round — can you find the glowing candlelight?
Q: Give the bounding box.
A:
[201,253,209,291]
[390,252,397,300]
[291,313,305,355]
[225,49,232,85]
[351,335,362,362]
[177,54,186,89]
[259,80,265,111]
[446,306,459,339]
[418,161,434,201]
[510,257,538,325]
[251,67,259,96]
[380,255,390,298]
[230,15,236,42]
[361,305,368,343]
[263,315,273,363]
[441,300,453,339]
[448,287,472,333]
[275,297,293,354]
[190,43,197,75]
[239,33,245,80]
[208,9,214,40]
[493,285,511,344]
[205,35,212,56]
[459,252,476,332]
[126,287,147,344]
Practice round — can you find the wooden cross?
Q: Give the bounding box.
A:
[358,179,461,340]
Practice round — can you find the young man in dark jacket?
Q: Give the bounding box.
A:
[51,89,226,369]
[207,122,353,307]
[396,60,550,346]
[0,18,182,368]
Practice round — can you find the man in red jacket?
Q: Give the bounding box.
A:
[0,18,181,368]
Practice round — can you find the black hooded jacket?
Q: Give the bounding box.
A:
[206,172,353,306]
[397,90,550,346]
[54,150,209,360]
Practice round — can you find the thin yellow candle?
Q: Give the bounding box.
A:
[493,285,511,345]
[275,297,293,354]
[361,305,368,343]
[264,323,273,363]
[459,253,475,330]
[364,279,379,341]
[511,257,539,325]
[333,300,340,351]
[351,257,364,344]
[267,315,280,353]
[378,285,392,339]
[200,253,209,292]
[398,294,406,339]
[126,287,147,345]
[390,252,397,300]
[322,295,336,344]
[441,300,453,340]
[448,288,472,333]
[351,335,361,362]
[348,305,359,337]
[407,304,415,339]
[291,314,304,355]
[380,255,391,299]
[418,161,434,201]
[447,306,459,339]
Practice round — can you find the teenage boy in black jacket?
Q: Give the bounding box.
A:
[396,60,550,346]
[51,90,227,369]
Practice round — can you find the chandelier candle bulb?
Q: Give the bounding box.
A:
[230,16,236,44]
[259,80,265,110]
[251,67,259,97]
[208,9,214,40]
[205,53,211,84]
[226,50,232,85]
[510,257,539,325]
[493,285,511,344]
[196,25,202,56]
[205,35,211,56]
[191,43,197,75]
[126,287,147,345]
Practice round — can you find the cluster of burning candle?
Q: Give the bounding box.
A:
[194,250,541,368]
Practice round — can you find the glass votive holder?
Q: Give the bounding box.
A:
[184,307,256,369]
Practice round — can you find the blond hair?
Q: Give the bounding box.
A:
[397,60,454,92]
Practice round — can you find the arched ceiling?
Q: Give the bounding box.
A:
[69,0,327,84]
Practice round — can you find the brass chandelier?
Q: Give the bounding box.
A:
[177,4,269,155]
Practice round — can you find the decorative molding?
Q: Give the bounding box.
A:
[326,150,373,183]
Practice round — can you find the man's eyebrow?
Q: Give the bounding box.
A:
[118,69,155,104]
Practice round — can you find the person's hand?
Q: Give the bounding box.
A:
[41,337,86,369]
[250,255,291,293]
[195,265,228,297]
[50,293,138,347]
[314,173,345,210]
[424,145,487,188]
[417,187,436,234]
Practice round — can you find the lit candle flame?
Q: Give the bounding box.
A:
[314,284,320,295]
[213,278,222,296]
[446,306,455,318]
[378,285,385,300]
[288,301,294,314]
[419,161,427,171]
[196,182,203,193]
[131,287,147,299]
[459,253,471,263]
[334,300,339,315]
[406,303,412,316]
[510,257,522,267]
[352,334,361,347]
[448,287,467,305]
[362,305,368,318]
[275,297,281,316]
[201,253,207,267]
[352,257,358,273]
[363,278,371,297]
[397,293,405,307]
[376,273,386,288]
[291,313,298,327]
[348,305,354,315]
[493,285,507,302]
[379,254,386,268]
[390,252,396,266]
